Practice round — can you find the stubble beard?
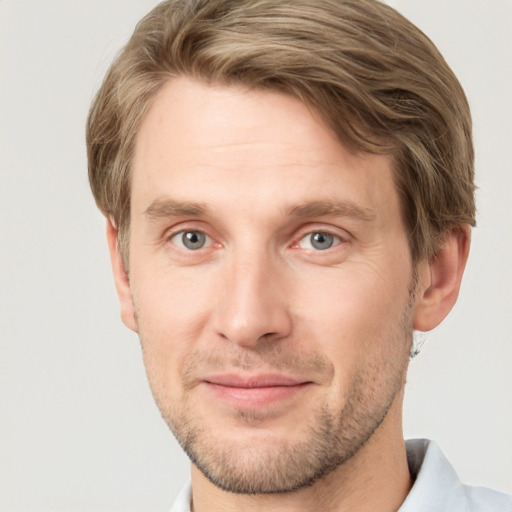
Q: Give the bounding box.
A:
[162,354,408,495]
[139,303,413,496]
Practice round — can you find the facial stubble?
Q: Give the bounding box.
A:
[137,298,413,496]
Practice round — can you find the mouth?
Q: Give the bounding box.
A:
[201,373,313,408]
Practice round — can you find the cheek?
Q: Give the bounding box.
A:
[131,264,218,384]
[294,263,413,410]
[295,259,412,358]
[133,258,216,327]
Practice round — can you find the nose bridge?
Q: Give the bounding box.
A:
[214,243,292,346]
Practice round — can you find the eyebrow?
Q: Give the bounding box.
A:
[144,198,209,219]
[143,197,375,223]
[286,200,376,222]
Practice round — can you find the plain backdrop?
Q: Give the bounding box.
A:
[1,1,511,510]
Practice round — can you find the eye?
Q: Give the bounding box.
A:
[170,230,211,250]
[298,231,341,250]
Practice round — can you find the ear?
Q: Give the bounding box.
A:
[106,219,139,333]
[413,225,471,332]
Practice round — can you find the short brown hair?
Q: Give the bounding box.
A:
[87,0,475,266]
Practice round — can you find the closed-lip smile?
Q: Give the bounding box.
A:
[201,373,312,408]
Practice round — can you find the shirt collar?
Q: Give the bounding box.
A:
[400,438,468,512]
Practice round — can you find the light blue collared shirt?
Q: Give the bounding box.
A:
[170,439,512,512]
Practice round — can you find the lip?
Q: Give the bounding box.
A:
[204,373,305,388]
[201,373,312,408]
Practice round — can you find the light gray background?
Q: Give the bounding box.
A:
[1,1,511,510]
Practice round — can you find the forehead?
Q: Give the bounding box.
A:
[131,76,399,223]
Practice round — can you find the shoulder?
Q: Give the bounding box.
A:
[170,481,192,512]
[400,439,512,512]
[464,485,512,512]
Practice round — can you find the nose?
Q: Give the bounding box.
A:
[213,249,293,347]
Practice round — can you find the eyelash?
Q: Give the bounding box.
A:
[295,231,343,251]
[168,229,214,251]
[166,227,347,253]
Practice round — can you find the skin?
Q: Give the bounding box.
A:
[107,76,470,512]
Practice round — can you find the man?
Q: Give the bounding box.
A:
[86,0,512,510]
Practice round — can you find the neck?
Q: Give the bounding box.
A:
[189,393,412,512]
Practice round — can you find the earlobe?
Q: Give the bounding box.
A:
[106,219,139,333]
[413,225,471,332]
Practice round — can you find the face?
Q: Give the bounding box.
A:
[125,76,415,493]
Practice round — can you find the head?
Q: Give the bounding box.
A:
[87,0,474,496]
[87,0,475,269]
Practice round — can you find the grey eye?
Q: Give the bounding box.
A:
[172,230,209,250]
[310,232,334,250]
[298,232,340,250]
